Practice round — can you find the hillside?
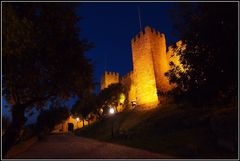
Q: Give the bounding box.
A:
[75,103,238,159]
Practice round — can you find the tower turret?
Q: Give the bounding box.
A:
[131,26,159,109]
[100,71,120,90]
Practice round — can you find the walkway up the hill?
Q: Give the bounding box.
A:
[14,134,172,159]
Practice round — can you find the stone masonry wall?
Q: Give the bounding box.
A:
[131,27,159,109]
[100,26,183,110]
[150,28,173,92]
[100,71,120,90]
[121,71,136,106]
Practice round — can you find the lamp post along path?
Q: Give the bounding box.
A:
[109,107,115,138]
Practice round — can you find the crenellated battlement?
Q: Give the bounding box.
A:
[100,26,182,109]
[104,71,120,76]
[101,71,120,90]
[131,26,165,46]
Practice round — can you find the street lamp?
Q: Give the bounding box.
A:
[109,107,115,114]
[109,107,115,138]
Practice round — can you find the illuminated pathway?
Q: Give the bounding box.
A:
[14,134,172,159]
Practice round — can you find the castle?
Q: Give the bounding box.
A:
[52,26,184,133]
[101,26,184,110]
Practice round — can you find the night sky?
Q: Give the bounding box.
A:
[78,2,179,92]
[2,2,181,124]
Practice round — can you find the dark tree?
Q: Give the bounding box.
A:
[166,2,238,105]
[36,106,69,135]
[2,116,11,133]
[2,2,94,156]
[97,83,127,114]
[71,93,98,127]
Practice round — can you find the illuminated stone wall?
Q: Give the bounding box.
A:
[100,26,184,110]
[100,71,120,90]
[149,28,173,92]
[131,27,159,109]
[51,115,92,133]
[121,71,136,106]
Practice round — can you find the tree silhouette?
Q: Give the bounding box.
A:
[36,106,69,135]
[2,3,94,156]
[2,116,11,133]
[166,3,238,104]
[97,83,127,113]
[71,94,98,127]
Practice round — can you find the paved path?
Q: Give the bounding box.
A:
[14,134,172,159]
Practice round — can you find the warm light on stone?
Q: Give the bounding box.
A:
[121,71,137,107]
[100,71,120,90]
[51,115,95,133]
[100,26,185,110]
[131,26,159,109]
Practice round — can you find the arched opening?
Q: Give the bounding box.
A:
[67,123,74,132]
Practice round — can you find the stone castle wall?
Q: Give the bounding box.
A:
[149,28,173,92]
[121,71,136,105]
[100,26,183,110]
[131,27,159,109]
[100,71,120,90]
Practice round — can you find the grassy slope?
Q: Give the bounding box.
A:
[75,103,238,159]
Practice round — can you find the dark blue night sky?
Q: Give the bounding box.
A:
[2,2,181,124]
[78,2,179,92]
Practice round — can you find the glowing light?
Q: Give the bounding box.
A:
[109,108,115,114]
[119,93,126,104]
[76,117,79,122]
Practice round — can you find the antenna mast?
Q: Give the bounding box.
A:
[138,6,142,31]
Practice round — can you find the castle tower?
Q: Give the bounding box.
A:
[100,71,120,90]
[131,26,159,109]
[150,28,172,92]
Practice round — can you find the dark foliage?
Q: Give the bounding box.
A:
[71,93,98,124]
[2,116,11,131]
[97,83,127,113]
[36,106,69,135]
[166,2,238,105]
[2,2,94,156]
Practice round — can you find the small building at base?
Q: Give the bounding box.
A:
[51,115,93,133]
